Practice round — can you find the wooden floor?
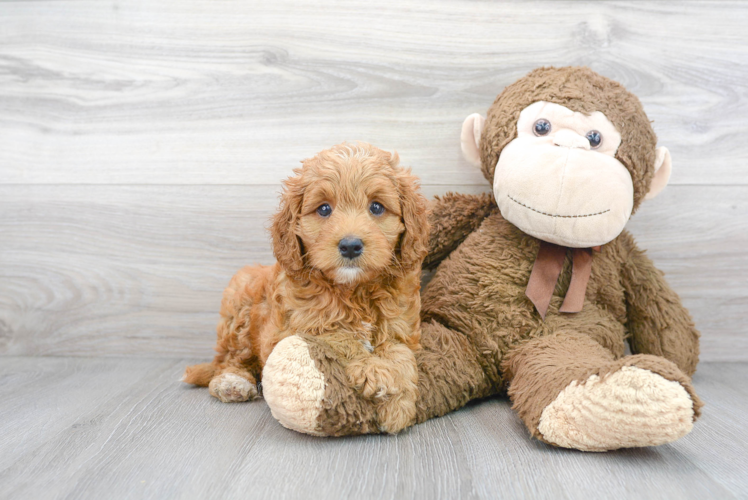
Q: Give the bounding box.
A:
[0,358,746,500]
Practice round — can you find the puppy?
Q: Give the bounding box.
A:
[183,142,429,433]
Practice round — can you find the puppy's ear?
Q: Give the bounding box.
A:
[271,170,306,277]
[393,158,429,272]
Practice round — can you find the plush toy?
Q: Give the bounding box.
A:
[261,66,702,451]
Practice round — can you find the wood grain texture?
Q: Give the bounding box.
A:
[0,0,746,361]
[1,184,745,360]
[0,358,745,500]
[0,1,746,187]
[0,183,486,358]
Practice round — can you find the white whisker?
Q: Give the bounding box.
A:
[335,267,363,284]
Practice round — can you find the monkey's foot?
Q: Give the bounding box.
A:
[538,366,695,451]
[262,336,327,435]
[209,373,258,403]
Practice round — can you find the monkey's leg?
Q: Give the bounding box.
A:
[262,334,379,436]
[413,320,496,423]
[503,332,702,451]
[262,321,494,436]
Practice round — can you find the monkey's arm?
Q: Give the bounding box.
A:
[618,232,700,376]
[425,192,496,270]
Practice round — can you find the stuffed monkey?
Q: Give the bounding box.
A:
[261,66,702,451]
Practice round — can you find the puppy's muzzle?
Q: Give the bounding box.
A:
[338,237,364,259]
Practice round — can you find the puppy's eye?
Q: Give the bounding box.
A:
[369,202,385,216]
[316,204,332,217]
[533,119,551,136]
[585,130,602,149]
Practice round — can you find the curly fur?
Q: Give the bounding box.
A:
[184,142,429,432]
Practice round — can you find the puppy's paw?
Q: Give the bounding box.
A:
[376,386,418,434]
[346,347,419,434]
[208,373,258,403]
[346,358,399,400]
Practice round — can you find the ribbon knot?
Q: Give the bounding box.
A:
[525,241,600,320]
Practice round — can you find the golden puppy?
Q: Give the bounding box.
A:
[184,142,429,433]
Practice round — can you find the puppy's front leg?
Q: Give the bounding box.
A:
[346,342,419,434]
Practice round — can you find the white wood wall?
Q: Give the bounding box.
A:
[1,1,746,360]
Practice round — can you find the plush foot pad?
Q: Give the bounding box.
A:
[208,373,257,403]
[262,336,326,436]
[538,366,695,451]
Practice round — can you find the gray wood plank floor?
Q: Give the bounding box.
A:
[0,358,745,500]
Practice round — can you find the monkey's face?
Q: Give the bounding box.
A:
[493,101,633,248]
[461,68,673,248]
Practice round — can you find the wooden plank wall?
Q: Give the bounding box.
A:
[1,1,746,360]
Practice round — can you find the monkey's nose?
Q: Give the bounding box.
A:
[338,237,364,259]
[553,129,590,150]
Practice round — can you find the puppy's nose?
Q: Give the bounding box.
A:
[338,237,364,259]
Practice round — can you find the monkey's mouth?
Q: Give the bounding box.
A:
[507,195,610,219]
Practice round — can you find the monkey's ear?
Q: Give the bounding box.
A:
[461,113,485,168]
[644,147,672,201]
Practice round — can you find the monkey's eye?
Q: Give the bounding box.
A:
[586,130,602,149]
[369,202,385,216]
[533,119,551,136]
[316,203,332,217]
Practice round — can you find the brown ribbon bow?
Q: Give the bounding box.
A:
[525,241,601,320]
